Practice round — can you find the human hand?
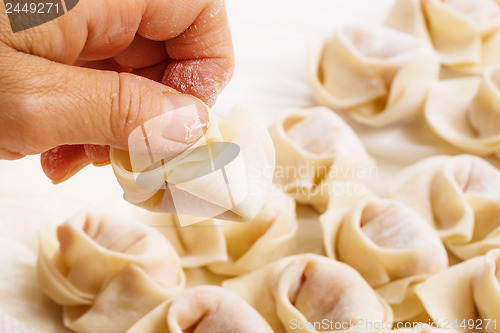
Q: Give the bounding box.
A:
[0,0,234,182]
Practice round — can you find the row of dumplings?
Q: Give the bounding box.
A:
[36,207,500,332]
[37,110,500,332]
[309,0,500,157]
[35,209,457,333]
[273,107,500,263]
[271,106,500,328]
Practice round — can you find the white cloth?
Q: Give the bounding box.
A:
[0,312,41,333]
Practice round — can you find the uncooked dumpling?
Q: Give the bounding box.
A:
[270,107,375,211]
[386,0,500,72]
[323,197,448,284]
[207,188,298,276]
[111,106,275,225]
[415,249,500,333]
[320,193,448,321]
[143,214,227,268]
[223,254,393,333]
[37,212,185,333]
[153,188,298,276]
[469,66,500,138]
[309,25,438,127]
[390,155,500,261]
[127,286,273,333]
[425,65,500,156]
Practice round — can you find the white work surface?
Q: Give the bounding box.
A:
[0,0,487,332]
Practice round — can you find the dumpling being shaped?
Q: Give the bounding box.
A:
[127,286,274,333]
[386,0,500,73]
[37,212,185,333]
[415,249,500,332]
[320,193,448,321]
[223,254,393,333]
[111,105,275,225]
[389,154,500,261]
[270,107,375,211]
[425,65,500,157]
[309,24,438,127]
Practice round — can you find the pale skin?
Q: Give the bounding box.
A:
[0,0,234,182]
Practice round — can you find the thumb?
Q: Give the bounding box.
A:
[1,51,210,180]
[0,52,210,154]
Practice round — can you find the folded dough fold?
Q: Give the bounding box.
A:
[126,285,274,333]
[144,214,227,268]
[207,188,298,276]
[270,107,375,211]
[425,66,500,156]
[152,188,298,276]
[111,106,275,225]
[386,0,500,73]
[223,254,393,333]
[390,155,500,261]
[37,212,185,333]
[320,189,447,321]
[415,249,500,332]
[309,25,438,127]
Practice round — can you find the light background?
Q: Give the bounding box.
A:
[0,0,493,332]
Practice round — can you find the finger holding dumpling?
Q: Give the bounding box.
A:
[37,212,185,333]
[111,105,275,225]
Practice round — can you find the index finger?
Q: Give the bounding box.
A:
[85,0,235,105]
[1,0,234,105]
[129,0,234,105]
[162,0,234,105]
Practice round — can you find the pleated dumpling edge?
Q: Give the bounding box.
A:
[320,190,448,322]
[223,253,394,333]
[126,286,274,333]
[386,0,500,73]
[37,211,185,333]
[425,65,500,157]
[308,24,439,127]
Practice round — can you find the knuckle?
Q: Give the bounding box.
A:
[110,73,160,149]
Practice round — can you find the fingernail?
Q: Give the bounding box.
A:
[126,93,211,175]
[161,92,210,143]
